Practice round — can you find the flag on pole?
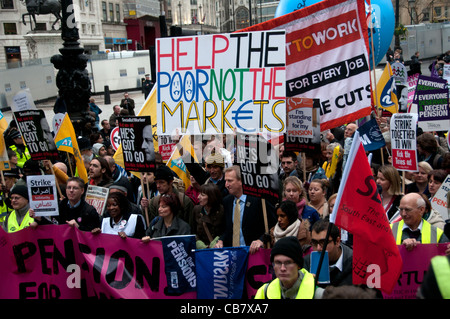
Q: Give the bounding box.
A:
[166,135,199,191]
[376,63,399,114]
[54,113,88,183]
[329,131,402,294]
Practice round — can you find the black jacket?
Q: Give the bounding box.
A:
[304,243,353,287]
[57,199,101,232]
[220,194,276,247]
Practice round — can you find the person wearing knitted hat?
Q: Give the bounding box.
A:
[255,236,322,299]
[92,143,107,157]
[4,185,33,233]
[205,152,229,198]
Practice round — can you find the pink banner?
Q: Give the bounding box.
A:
[383,244,447,299]
[0,225,196,299]
[245,249,272,299]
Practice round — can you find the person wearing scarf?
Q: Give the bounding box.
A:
[270,200,311,251]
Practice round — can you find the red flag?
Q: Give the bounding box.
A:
[330,131,402,294]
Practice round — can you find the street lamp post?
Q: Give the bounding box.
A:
[178,2,182,26]
[50,0,94,137]
[199,4,203,34]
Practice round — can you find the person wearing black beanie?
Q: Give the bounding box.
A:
[255,236,322,299]
[270,235,304,268]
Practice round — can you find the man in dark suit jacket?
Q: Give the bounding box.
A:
[215,165,276,253]
[303,219,353,287]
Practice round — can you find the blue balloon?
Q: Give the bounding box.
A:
[366,0,395,68]
[274,0,395,68]
[274,0,322,18]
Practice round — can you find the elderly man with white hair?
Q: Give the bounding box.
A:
[390,192,449,254]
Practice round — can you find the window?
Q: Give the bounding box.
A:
[102,2,107,21]
[3,23,17,35]
[423,8,430,21]
[34,23,47,31]
[190,0,197,4]
[116,4,120,22]
[1,0,14,9]
[89,0,94,12]
[109,3,114,22]
[434,6,441,18]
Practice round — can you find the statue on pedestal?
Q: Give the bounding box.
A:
[20,0,62,30]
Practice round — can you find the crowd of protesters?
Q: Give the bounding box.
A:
[1,70,450,298]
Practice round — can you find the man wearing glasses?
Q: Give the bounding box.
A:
[303,219,353,288]
[255,236,322,299]
[391,192,449,251]
[33,177,100,232]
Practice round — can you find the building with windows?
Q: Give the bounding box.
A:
[0,0,105,69]
[101,0,129,51]
[397,0,449,25]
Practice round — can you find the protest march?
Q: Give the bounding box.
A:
[1,0,449,302]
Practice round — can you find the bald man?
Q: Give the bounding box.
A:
[390,193,449,252]
[344,123,357,139]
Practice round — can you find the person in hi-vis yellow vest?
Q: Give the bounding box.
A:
[5,185,33,233]
[8,129,30,169]
[390,193,449,250]
[255,236,323,299]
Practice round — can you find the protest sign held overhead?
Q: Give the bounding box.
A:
[28,175,58,217]
[85,185,109,216]
[241,0,371,131]
[236,132,279,203]
[156,31,286,135]
[430,174,450,221]
[391,61,407,86]
[118,116,156,172]
[14,109,58,161]
[284,97,321,153]
[390,113,418,172]
[416,89,450,132]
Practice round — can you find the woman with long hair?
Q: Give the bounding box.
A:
[194,183,225,248]
[376,165,403,221]
[269,200,311,250]
[283,176,320,227]
[307,179,330,218]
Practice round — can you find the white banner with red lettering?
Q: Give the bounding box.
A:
[241,0,371,131]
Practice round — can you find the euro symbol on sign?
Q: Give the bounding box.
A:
[232,100,255,132]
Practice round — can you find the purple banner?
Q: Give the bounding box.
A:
[0,225,196,299]
[383,244,447,299]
